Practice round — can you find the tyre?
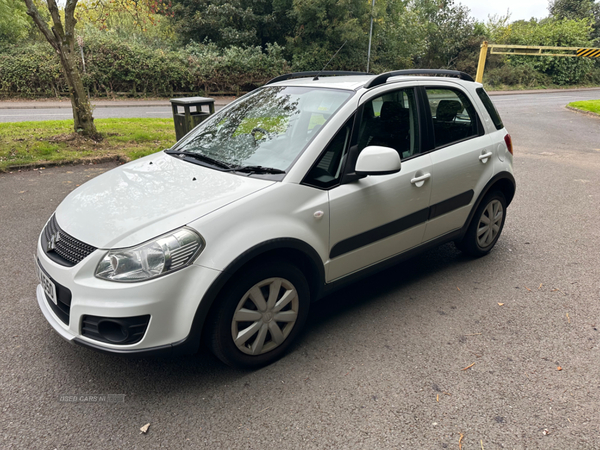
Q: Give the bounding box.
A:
[205,260,310,369]
[457,191,507,257]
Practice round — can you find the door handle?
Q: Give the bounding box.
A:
[410,173,431,187]
[479,152,493,162]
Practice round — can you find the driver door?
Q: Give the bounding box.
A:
[326,88,433,282]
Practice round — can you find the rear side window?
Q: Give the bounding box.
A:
[425,88,480,148]
[476,87,504,130]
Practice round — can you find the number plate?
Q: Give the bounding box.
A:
[35,258,58,306]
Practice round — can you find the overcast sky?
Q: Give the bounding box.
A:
[458,0,550,22]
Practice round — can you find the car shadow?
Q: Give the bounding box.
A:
[51,242,481,397]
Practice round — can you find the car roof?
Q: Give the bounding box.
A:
[268,75,478,91]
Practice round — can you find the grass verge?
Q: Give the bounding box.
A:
[0,118,175,172]
[567,100,600,116]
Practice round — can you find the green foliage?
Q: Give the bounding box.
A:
[172,0,293,48]
[186,41,289,91]
[82,33,192,96]
[3,0,599,98]
[0,43,65,96]
[77,7,177,48]
[484,65,553,88]
[0,0,30,47]
[369,0,428,71]
[370,0,479,72]
[501,18,595,84]
[0,34,288,97]
[286,0,371,71]
[549,0,597,20]
[411,0,477,69]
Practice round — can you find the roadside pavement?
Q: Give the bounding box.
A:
[1,87,599,109]
[0,97,236,109]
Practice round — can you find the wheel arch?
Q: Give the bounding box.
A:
[458,172,516,241]
[173,238,325,356]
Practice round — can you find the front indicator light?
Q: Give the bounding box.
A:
[95,227,204,282]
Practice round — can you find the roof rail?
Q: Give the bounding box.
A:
[266,71,372,85]
[364,69,474,89]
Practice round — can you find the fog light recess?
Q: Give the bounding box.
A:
[81,315,150,345]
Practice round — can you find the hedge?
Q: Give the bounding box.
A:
[0,34,289,98]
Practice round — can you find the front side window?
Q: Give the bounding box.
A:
[426,88,479,148]
[172,86,353,173]
[357,88,419,160]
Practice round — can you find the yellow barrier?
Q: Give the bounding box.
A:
[475,41,600,83]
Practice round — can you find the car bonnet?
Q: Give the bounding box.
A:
[53,152,275,249]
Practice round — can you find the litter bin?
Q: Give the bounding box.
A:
[170,97,215,141]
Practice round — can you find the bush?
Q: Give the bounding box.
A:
[0,34,289,98]
[484,64,552,88]
[0,43,65,96]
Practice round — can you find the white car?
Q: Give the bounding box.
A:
[35,70,515,369]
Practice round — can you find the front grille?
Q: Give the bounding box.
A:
[42,215,97,267]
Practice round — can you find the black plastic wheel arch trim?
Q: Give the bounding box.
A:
[172,238,326,356]
[455,172,516,243]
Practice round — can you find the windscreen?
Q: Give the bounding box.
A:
[174,86,354,172]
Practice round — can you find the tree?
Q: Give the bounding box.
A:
[286,0,371,71]
[548,0,600,41]
[0,0,29,47]
[171,0,293,48]
[549,0,596,19]
[412,0,476,69]
[22,0,171,136]
[23,0,97,135]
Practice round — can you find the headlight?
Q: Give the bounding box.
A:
[95,228,204,282]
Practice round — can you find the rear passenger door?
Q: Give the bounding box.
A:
[421,86,495,242]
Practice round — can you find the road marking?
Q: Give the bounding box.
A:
[0,113,72,117]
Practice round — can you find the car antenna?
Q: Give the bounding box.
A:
[313,41,348,81]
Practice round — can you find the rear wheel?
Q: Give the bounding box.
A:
[206,261,310,369]
[457,191,507,257]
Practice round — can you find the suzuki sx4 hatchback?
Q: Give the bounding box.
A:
[35,70,515,369]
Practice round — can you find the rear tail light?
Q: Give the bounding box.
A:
[504,134,513,155]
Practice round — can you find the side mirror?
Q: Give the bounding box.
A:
[355,146,401,176]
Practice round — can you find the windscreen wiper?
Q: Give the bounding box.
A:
[165,150,234,170]
[233,165,286,175]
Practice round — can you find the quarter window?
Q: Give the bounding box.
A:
[304,118,353,189]
[476,87,504,130]
[426,88,479,148]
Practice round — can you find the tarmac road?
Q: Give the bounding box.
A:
[0,99,230,122]
[1,89,600,449]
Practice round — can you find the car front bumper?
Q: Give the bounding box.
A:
[35,238,221,355]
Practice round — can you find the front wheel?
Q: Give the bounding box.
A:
[457,191,507,257]
[205,261,310,369]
